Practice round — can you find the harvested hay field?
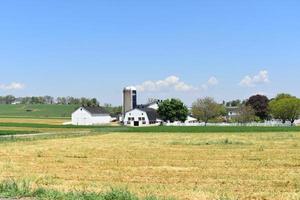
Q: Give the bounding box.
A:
[0,118,68,125]
[0,132,299,200]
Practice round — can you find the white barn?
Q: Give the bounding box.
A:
[124,108,161,126]
[72,106,111,125]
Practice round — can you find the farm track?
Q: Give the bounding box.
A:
[0,130,91,138]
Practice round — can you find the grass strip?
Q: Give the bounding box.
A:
[1,122,300,132]
[95,125,300,133]
[0,179,173,200]
[0,130,38,136]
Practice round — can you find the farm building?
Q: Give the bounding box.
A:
[123,107,162,126]
[226,106,239,119]
[72,106,111,125]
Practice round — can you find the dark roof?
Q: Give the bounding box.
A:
[138,108,160,122]
[82,106,109,115]
[136,100,161,109]
[136,104,148,109]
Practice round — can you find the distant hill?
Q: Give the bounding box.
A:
[0,104,79,118]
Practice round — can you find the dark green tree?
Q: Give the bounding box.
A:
[246,95,269,120]
[157,99,188,122]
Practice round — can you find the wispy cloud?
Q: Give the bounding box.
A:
[239,70,269,87]
[201,76,219,90]
[135,75,195,92]
[0,82,25,90]
[135,75,218,92]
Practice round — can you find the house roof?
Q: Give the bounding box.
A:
[82,106,109,115]
[226,106,239,112]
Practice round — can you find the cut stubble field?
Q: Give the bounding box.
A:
[0,131,299,200]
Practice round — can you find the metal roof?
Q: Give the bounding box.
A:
[82,106,109,115]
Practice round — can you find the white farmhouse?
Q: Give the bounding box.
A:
[72,106,111,125]
[226,106,239,119]
[124,108,161,126]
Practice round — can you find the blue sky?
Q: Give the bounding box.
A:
[0,0,299,105]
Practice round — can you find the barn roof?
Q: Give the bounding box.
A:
[138,108,160,122]
[83,106,109,115]
[136,100,161,109]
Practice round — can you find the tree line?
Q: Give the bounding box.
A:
[0,95,122,116]
[157,93,300,126]
[0,95,100,107]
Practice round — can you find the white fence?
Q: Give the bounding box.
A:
[165,120,293,127]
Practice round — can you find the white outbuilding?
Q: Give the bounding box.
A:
[72,106,111,125]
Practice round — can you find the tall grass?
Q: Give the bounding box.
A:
[0,180,173,200]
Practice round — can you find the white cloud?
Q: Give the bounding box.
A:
[135,75,218,92]
[207,76,219,86]
[136,75,196,92]
[240,70,269,87]
[200,76,219,91]
[0,82,25,90]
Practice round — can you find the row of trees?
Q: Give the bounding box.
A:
[0,95,122,116]
[0,95,100,107]
[0,95,17,104]
[157,93,300,126]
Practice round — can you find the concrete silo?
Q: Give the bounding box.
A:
[122,86,137,117]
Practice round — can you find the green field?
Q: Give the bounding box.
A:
[0,122,299,133]
[0,104,78,118]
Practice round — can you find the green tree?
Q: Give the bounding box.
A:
[236,105,257,124]
[274,93,295,100]
[192,97,224,126]
[157,99,188,122]
[269,97,300,125]
[103,104,122,116]
[4,95,16,104]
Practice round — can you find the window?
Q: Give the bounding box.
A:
[142,121,146,124]
[127,121,131,125]
[138,117,142,121]
[142,117,145,120]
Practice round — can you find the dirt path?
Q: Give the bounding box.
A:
[0,130,90,138]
